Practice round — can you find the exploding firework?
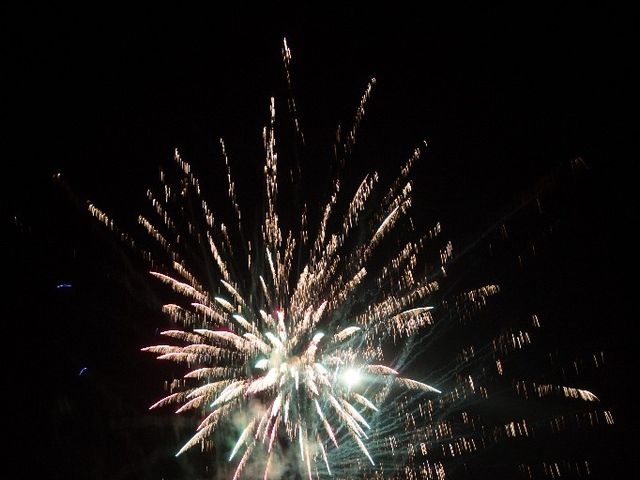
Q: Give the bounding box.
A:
[87,40,611,479]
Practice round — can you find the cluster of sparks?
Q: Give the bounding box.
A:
[145,114,443,479]
[87,39,611,479]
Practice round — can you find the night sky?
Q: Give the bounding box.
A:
[5,4,633,479]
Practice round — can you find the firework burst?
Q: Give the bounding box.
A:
[87,39,610,479]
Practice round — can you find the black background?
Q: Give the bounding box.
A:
[4,4,633,479]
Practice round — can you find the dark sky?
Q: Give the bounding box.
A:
[5,4,633,479]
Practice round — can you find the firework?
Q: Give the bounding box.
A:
[143,98,442,478]
[88,39,609,479]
